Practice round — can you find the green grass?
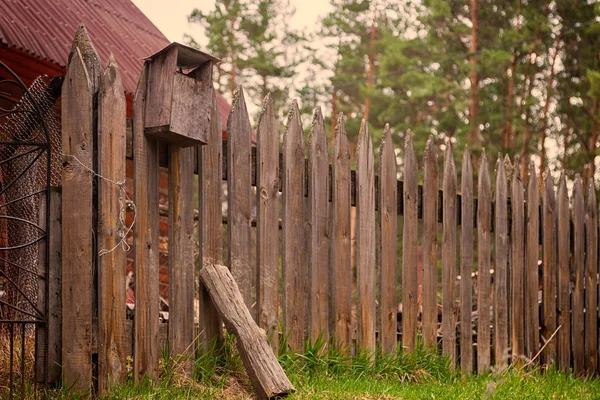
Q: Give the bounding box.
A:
[37,335,600,399]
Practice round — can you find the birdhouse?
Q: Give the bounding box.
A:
[143,43,220,146]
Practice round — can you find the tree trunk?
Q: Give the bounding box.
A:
[468,0,480,148]
[503,0,521,150]
[364,21,376,122]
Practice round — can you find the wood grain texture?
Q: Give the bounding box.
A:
[379,125,398,353]
[525,161,540,361]
[227,87,254,313]
[282,100,307,352]
[442,143,457,364]
[541,170,557,365]
[133,63,160,381]
[256,94,280,350]
[198,87,223,349]
[511,160,525,361]
[308,108,329,345]
[557,173,571,371]
[168,145,196,376]
[572,175,584,374]
[200,264,295,400]
[61,46,93,394]
[356,120,376,355]
[494,155,509,371]
[144,46,176,129]
[460,147,474,374]
[584,181,597,373]
[476,152,491,374]
[97,56,127,395]
[421,138,438,350]
[402,135,418,352]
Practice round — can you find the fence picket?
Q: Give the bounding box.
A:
[97,56,127,395]
[541,170,557,365]
[572,175,585,374]
[511,160,525,360]
[330,114,352,353]
[402,135,418,352]
[557,173,571,371]
[356,121,376,354]
[477,151,491,373]
[460,148,474,374]
[422,137,438,350]
[227,87,254,313]
[442,143,457,364]
[525,161,540,360]
[494,155,509,371]
[256,94,280,351]
[585,181,598,373]
[282,100,307,352]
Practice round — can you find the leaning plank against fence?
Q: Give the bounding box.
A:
[402,135,418,352]
[282,100,307,352]
[256,94,280,351]
[494,155,509,371]
[585,181,598,373]
[460,147,473,374]
[572,175,585,374]
[379,125,398,353]
[308,107,329,345]
[356,120,376,355]
[330,114,352,353]
[557,173,571,371]
[133,63,160,381]
[227,87,253,314]
[442,143,457,364]
[61,46,94,393]
[477,152,491,373]
[97,55,127,395]
[511,160,525,361]
[421,137,437,350]
[525,162,539,361]
[541,170,557,365]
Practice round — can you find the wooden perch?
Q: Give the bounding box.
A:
[199,264,295,400]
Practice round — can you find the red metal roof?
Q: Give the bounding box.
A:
[0,0,230,125]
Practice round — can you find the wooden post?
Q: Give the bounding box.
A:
[511,159,525,361]
[477,152,491,373]
[379,125,398,353]
[97,55,127,395]
[525,162,540,361]
[330,114,352,353]
[541,170,557,365]
[133,63,160,381]
[557,173,570,371]
[442,143,457,364]
[494,155,509,371]
[282,100,306,352]
[584,181,597,373]
[572,175,584,374]
[308,108,329,345]
[200,264,295,399]
[460,147,473,374]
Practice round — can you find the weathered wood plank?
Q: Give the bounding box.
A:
[133,63,160,381]
[198,86,223,349]
[227,87,254,314]
[402,135,418,352]
[460,147,474,374]
[356,120,376,355]
[200,264,295,399]
[494,155,509,371]
[282,100,306,352]
[442,143,457,364]
[61,46,94,394]
[379,125,398,353]
[97,55,127,395]
[525,161,539,361]
[421,137,437,350]
[557,173,571,371]
[584,180,597,373]
[511,159,525,362]
[572,175,585,374]
[330,114,352,353]
[308,107,329,345]
[477,151,491,373]
[541,170,557,366]
[256,94,280,350]
[168,145,196,376]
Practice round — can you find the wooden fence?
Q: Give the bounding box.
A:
[53,29,600,395]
